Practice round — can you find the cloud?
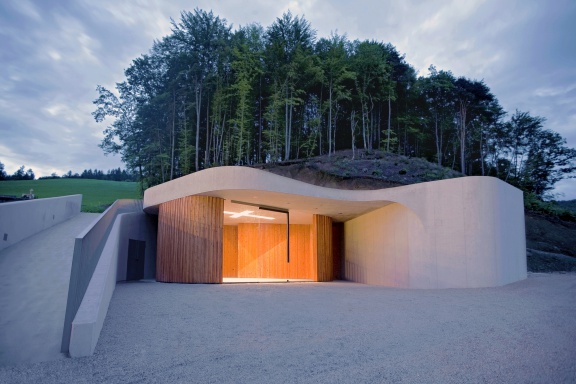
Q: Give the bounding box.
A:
[533,84,576,98]
[10,0,41,21]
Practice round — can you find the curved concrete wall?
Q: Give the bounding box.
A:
[143,167,526,289]
[344,177,527,288]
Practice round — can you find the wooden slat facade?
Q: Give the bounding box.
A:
[312,214,334,282]
[156,195,224,283]
[156,198,335,283]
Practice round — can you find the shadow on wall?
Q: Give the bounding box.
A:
[68,208,157,357]
[61,199,156,356]
[344,202,425,288]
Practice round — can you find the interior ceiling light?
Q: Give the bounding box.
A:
[223,210,275,220]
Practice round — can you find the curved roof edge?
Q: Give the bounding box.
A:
[143,166,519,222]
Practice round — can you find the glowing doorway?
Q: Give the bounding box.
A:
[222,200,315,281]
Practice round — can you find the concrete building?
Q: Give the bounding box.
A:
[143,166,527,289]
[1,167,527,359]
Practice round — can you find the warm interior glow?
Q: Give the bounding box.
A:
[223,210,275,220]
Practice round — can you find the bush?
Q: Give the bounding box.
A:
[524,193,576,222]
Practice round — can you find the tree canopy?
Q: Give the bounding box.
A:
[93,8,576,198]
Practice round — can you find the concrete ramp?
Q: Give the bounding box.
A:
[0,213,98,366]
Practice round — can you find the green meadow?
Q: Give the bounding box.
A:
[0,179,141,212]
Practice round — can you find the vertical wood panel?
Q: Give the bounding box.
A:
[237,223,259,277]
[258,223,287,278]
[290,225,312,279]
[223,226,238,277]
[156,195,223,283]
[313,214,334,282]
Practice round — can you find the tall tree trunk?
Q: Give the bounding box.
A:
[434,113,441,166]
[387,95,391,152]
[195,85,202,172]
[328,81,333,156]
[333,104,339,155]
[170,89,176,180]
[288,92,293,159]
[350,110,356,160]
[204,94,210,167]
[284,84,290,160]
[361,100,367,150]
[258,75,262,163]
[459,100,467,175]
[479,128,485,176]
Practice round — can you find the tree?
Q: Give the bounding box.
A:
[418,66,456,165]
[350,40,391,150]
[229,24,264,164]
[12,166,25,180]
[0,161,6,181]
[90,8,576,195]
[382,43,416,154]
[171,8,231,171]
[454,77,495,174]
[265,11,317,160]
[316,33,354,156]
[496,110,576,196]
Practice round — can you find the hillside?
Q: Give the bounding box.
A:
[253,149,576,273]
[557,199,576,213]
[253,149,462,189]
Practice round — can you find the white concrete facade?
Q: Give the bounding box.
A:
[344,177,527,288]
[143,166,527,289]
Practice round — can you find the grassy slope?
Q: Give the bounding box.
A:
[0,179,141,212]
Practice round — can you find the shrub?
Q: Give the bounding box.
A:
[524,193,576,222]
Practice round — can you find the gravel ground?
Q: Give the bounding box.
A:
[1,273,575,383]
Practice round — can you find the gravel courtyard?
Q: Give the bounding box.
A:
[1,273,575,383]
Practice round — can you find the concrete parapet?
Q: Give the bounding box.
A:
[61,200,143,354]
[0,195,81,251]
[68,211,155,357]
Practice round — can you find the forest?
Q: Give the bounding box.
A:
[93,8,576,197]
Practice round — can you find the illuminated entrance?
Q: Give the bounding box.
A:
[155,195,334,284]
[222,200,314,282]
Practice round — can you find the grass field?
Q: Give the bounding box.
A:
[0,179,141,212]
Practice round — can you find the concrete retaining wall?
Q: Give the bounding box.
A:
[61,200,143,354]
[69,211,156,357]
[0,195,81,251]
[115,212,157,282]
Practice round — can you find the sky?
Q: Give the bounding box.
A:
[1,0,575,199]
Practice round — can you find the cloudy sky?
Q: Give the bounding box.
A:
[1,0,575,198]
